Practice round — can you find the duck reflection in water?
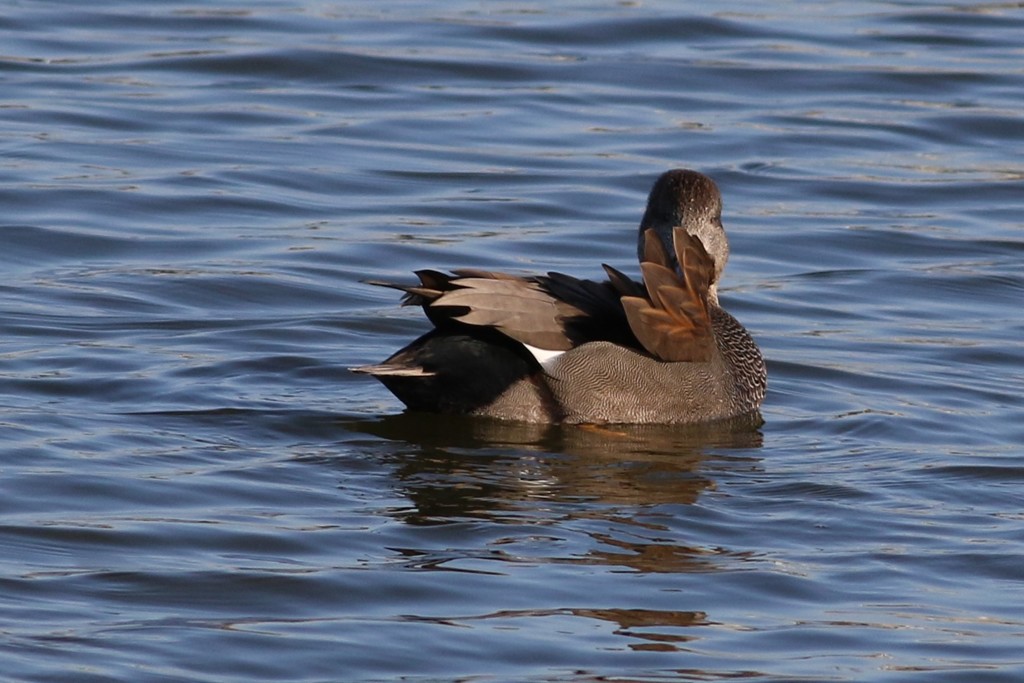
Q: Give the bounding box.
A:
[339,406,763,654]
[347,411,763,523]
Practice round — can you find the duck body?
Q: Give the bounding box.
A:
[354,169,766,425]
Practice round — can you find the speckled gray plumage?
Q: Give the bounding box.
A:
[539,306,765,424]
[353,169,766,424]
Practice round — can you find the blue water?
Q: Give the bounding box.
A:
[3,1,1024,681]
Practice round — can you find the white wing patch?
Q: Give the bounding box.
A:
[522,344,565,369]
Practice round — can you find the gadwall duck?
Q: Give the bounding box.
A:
[353,169,766,424]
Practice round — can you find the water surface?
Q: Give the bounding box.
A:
[2,1,1024,681]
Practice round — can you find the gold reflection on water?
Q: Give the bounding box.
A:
[572,607,707,651]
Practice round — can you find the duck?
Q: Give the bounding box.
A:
[352,169,766,424]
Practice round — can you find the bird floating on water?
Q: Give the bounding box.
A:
[353,169,766,425]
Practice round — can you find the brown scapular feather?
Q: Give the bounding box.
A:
[642,227,671,266]
[619,228,715,362]
[431,277,580,351]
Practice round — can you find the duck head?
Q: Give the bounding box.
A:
[637,169,730,304]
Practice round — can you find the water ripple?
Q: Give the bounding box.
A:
[3,1,1024,681]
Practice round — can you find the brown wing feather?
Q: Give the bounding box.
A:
[368,266,635,352]
[673,227,714,301]
[638,261,680,312]
[431,277,581,350]
[620,228,715,362]
[451,268,524,281]
[601,264,645,298]
[642,227,671,266]
[364,269,452,308]
[413,269,454,292]
[656,285,706,328]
